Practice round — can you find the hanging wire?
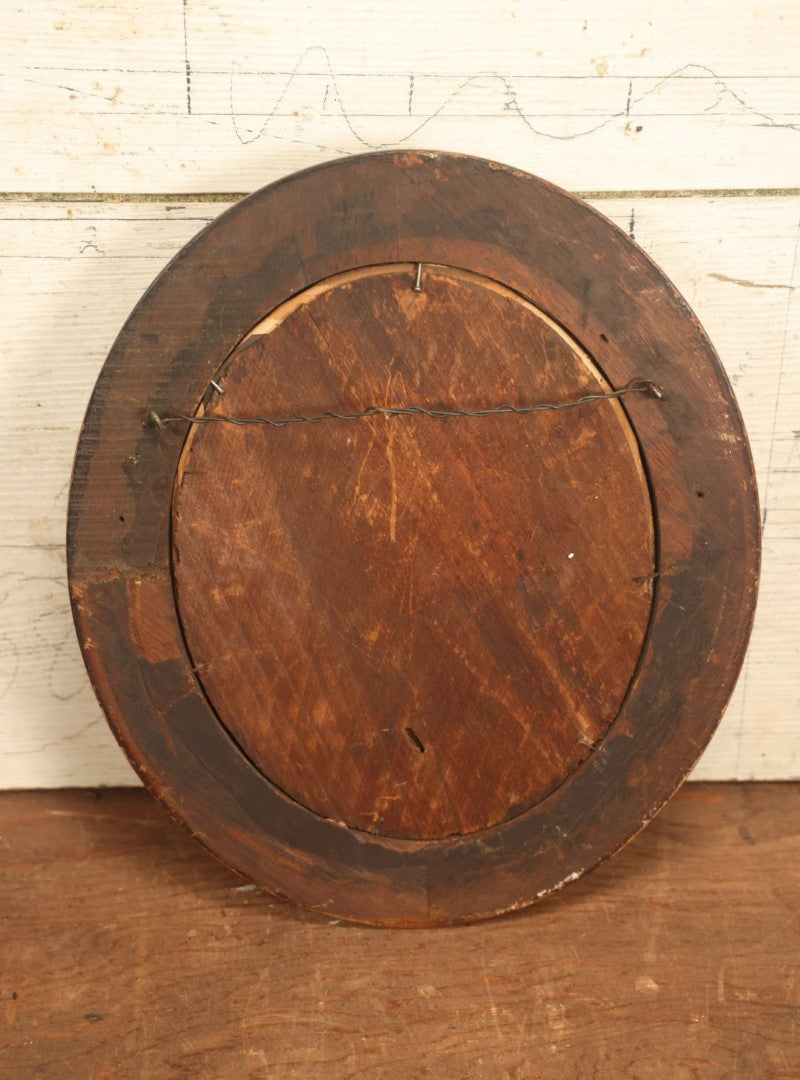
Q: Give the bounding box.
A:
[149,379,663,430]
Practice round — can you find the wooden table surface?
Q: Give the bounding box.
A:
[1,782,798,1079]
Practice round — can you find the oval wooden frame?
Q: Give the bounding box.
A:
[68,151,760,926]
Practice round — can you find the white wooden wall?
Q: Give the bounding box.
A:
[1,1,798,788]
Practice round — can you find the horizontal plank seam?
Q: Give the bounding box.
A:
[2,188,800,205]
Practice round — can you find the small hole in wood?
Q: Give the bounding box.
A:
[405,727,426,754]
[695,489,705,499]
[118,515,125,523]
[599,333,609,343]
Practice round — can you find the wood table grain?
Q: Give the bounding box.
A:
[1,782,797,1078]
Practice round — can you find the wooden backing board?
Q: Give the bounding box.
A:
[67,151,760,925]
[173,264,655,840]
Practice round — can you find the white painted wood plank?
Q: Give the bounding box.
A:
[0,194,797,787]
[1,0,799,193]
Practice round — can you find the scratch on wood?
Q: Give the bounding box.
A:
[182,0,192,115]
[709,272,796,291]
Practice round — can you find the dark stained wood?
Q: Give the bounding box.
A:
[1,784,798,1079]
[67,151,760,925]
[173,265,654,839]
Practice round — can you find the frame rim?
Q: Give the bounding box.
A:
[67,150,760,926]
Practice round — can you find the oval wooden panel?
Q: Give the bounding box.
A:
[68,151,759,926]
[173,265,655,839]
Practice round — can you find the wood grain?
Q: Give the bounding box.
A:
[1,783,798,1078]
[173,265,654,839]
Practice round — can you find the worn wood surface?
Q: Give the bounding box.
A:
[1,782,798,1078]
[66,152,758,923]
[173,264,654,839]
[2,1,799,193]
